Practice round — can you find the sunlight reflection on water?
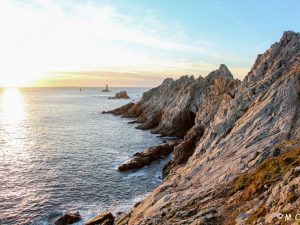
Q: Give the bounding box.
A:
[0,87,165,225]
[1,88,26,124]
[0,88,29,160]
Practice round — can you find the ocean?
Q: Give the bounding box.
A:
[0,87,166,225]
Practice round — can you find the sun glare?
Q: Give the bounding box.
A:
[0,88,26,124]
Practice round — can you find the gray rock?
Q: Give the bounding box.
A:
[113,31,300,225]
[294,166,300,174]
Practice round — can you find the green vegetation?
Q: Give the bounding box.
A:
[234,147,300,200]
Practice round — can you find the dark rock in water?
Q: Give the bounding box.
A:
[109,91,130,99]
[48,211,63,225]
[85,212,114,225]
[55,211,81,225]
[102,102,134,115]
[128,120,138,124]
[118,141,179,171]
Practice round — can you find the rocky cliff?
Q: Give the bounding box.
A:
[107,31,300,225]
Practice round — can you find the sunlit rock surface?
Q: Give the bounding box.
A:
[107,31,300,224]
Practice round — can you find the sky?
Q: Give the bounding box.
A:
[0,0,299,87]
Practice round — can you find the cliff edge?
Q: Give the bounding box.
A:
[107,31,300,224]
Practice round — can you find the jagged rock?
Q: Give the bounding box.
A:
[106,64,238,174]
[85,212,114,225]
[55,211,81,225]
[106,65,238,137]
[102,102,134,115]
[109,91,130,99]
[113,31,300,225]
[118,141,179,171]
[115,213,131,225]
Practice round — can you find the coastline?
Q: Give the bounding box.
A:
[97,31,300,225]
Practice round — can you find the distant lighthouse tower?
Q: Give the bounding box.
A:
[102,84,110,92]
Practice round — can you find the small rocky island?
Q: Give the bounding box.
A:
[108,91,130,99]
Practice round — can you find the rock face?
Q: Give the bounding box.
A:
[118,141,179,171]
[109,91,130,99]
[55,211,81,225]
[106,64,238,138]
[85,212,114,225]
[107,31,300,224]
[102,102,134,115]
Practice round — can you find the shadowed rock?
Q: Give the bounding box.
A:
[102,102,134,115]
[163,124,204,177]
[55,211,81,225]
[109,91,130,99]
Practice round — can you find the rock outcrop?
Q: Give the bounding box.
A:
[102,102,135,115]
[105,31,300,224]
[55,211,81,225]
[85,212,114,225]
[109,91,130,99]
[118,141,179,171]
[106,64,238,138]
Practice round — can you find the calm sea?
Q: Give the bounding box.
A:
[0,87,166,225]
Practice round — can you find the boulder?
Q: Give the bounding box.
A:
[55,211,81,225]
[85,212,114,225]
[118,141,179,171]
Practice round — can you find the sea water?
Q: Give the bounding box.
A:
[0,87,166,224]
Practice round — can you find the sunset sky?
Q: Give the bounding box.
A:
[0,0,299,87]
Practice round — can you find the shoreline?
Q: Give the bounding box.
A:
[89,31,300,225]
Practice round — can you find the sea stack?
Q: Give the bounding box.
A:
[109,91,130,99]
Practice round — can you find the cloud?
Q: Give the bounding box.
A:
[34,70,166,87]
[0,0,251,86]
